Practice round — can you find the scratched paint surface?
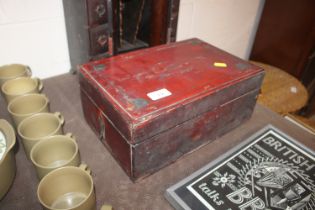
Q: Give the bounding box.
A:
[79,39,265,180]
[80,38,263,119]
[80,81,260,180]
[79,39,264,144]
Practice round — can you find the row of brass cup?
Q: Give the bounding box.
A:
[0,64,111,210]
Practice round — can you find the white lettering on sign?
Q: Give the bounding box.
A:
[239,197,265,210]
[227,187,265,210]
[147,88,172,101]
[226,187,252,204]
[198,183,224,206]
[262,136,315,171]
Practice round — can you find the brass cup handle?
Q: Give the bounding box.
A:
[65,133,76,142]
[34,77,43,92]
[54,112,65,126]
[97,35,108,47]
[79,163,91,175]
[25,66,32,76]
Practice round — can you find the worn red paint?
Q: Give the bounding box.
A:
[79,38,264,181]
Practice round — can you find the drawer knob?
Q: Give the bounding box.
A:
[97,35,108,47]
[95,4,106,17]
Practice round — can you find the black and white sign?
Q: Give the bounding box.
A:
[165,125,315,210]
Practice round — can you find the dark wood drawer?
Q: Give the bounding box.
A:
[89,24,109,56]
[87,0,108,26]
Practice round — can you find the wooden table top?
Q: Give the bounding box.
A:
[0,73,314,210]
[251,61,308,115]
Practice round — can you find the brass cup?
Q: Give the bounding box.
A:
[7,93,50,127]
[30,133,80,180]
[0,64,32,87]
[17,112,64,159]
[37,164,96,210]
[1,76,43,103]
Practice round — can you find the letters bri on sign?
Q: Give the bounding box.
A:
[165,125,315,210]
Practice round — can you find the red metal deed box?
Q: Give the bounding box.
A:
[79,38,264,181]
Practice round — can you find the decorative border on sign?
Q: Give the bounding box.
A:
[165,125,315,210]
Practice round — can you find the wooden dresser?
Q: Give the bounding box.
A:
[63,0,180,72]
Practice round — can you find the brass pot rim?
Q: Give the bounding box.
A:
[0,119,16,164]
